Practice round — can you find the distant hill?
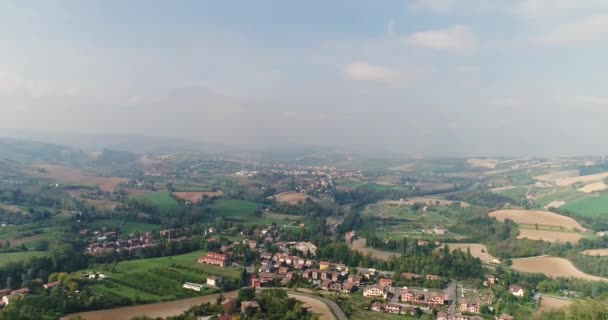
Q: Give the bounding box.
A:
[0,137,88,164]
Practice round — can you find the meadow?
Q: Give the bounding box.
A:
[561,194,608,217]
[208,199,261,221]
[0,251,49,266]
[135,191,182,213]
[88,218,159,234]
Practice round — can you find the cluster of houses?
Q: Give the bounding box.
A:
[1,282,63,308]
[85,232,158,255]
[0,288,30,307]
[437,312,514,320]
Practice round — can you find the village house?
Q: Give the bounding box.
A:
[319,261,331,270]
[498,314,515,320]
[241,300,260,314]
[371,302,383,312]
[344,230,356,243]
[460,299,482,313]
[362,285,388,299]
[183,282,204,292]
[509,285,525,297]
[401,272,422,280]
[436,311,449,320]
[198,252,229,267]
[341,283,357,294]
[1,288,30,306]
[251,277,261,289]
[426,274,440,281]
[378,278,393,287]
[402,288,446,307]
[43,281,60,289]
[207,276,222,287]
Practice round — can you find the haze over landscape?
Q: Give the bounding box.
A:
[4,2,608,320]
[2,0,608,155]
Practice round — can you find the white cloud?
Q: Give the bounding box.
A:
[519,0,608,16]
[534,15,608,45]
[406,25,476,51]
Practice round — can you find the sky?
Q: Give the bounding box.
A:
[1,0,608,156]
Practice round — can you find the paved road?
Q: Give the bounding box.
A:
[259,288,347,320]
[290,291,348,320]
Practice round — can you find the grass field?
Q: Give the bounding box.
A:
[135,191,182,214]
[0,251,49,266]
[208,199,261,220]
[89,219,159,233]
[79,250,240,302]
[561,194,608,217]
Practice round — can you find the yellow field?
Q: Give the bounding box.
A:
[489,210,586,231]
[271,191,317,205]
[582,249,608,256]
[517,229,585,243]
[535,170,579,182]
[556,172,608,186]
[467,158,499,169]
[511,256,608,281]
[445,243,497,263]
[577,181,607,193]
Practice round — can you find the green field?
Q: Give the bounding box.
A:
[135,191,182,214]
[562,194,608,217]
[88,219,159,233]
[0,251,49,266]
[208,199,261,220]
[497,186,528,202]
[79,250,240,301]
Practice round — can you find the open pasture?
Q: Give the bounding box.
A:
[537,296,572,314]
[536,170,579,182]
[0,251,49,266]
[561,194,608,217]
[511,256,608,281]
[28,164,127,192]
[135,191,181,213]
[208,199,261,220]
[517,228,585,243]
[488,210,586,231]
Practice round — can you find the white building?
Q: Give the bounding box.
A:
[207,276,222,287]
[183,282,204,292]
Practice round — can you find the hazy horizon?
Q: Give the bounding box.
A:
[2,1,608,156]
